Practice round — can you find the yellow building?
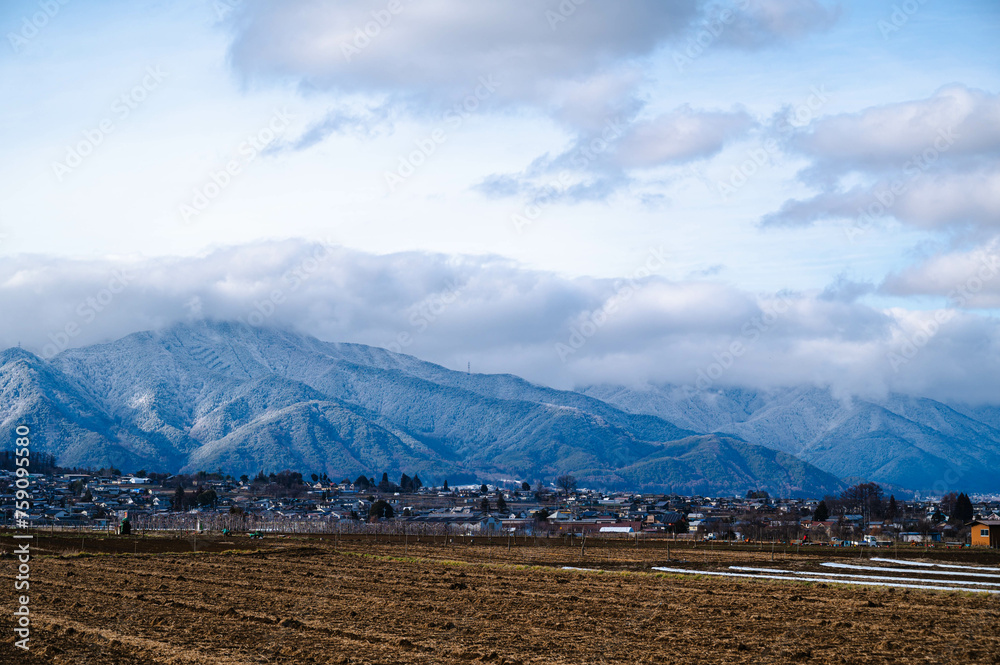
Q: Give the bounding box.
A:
[970,520,1000,548]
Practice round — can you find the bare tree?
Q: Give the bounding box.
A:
[840,482,884,533]
[556,474,577,495]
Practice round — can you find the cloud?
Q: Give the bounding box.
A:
[762,85,1000,235]
[819,274,874,303]
[476,105,755,204]
[709,0,841,49]
[614,106,755,168]
[2,240,998,404]
[224,0,834,162]
[880,239,1000,308]
[271,105,395,153]
[226,0,701,116]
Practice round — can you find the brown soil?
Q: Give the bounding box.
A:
[2,536,998,664]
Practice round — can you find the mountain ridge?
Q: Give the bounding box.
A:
[0,321,845,496]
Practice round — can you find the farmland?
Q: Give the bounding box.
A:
[2,534,999,664]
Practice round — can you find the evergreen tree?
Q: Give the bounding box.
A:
[521,481,531,491]
[173,485,185,511]
[412,474,422,491]
[480,497,490,514]
[496,494,508,514]
[378,472,392,493]
[952,493,974,523]
[369,499,394,520]
[400,473,413,492]
[354,475,371,490]
[480,483,488,495]
[887,495,898,520]
[813,500,830,522]
[442,479,449,491]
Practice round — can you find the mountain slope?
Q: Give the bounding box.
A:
[0,322,843,495]
[582,383,1000,492]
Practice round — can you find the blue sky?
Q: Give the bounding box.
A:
[1,0,999,401]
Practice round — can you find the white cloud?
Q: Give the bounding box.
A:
[2,240,998,404]
[226,0,702,117]
[614,106,755,168]
[881,239,1000,308]
[763,85,1000,234]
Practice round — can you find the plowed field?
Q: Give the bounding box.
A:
[2,536,998,664]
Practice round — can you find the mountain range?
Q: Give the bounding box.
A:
[1,321,996,496]
[582,384,1000,494]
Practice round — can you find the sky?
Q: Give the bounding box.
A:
[1,0,999,403]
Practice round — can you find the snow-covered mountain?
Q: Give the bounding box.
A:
[582,384,1000,493]
[0,321,844,496]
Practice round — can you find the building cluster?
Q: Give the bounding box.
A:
[2,470,999,547]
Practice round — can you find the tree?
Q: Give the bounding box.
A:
[311,473,319,483]
[840,482,884,532]
[480,497,490,514]
[239,474,249,484]
[173,485,185,511]
[496,494,508,514]
[480,483,488,495]
[521,481,531,491]
[400,473,413,493]
[412,474,423,491]
[354,475,371,490]
[813,500,830,522]
[950,493,974,523]
[369,499,394,521]
[442,479,449,491]
[197,489,217,508]
[378,472,392,493]
[556,474,577,495]
[887,495,898,521]
[941,492,959,518]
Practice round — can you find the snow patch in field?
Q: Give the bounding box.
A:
[652,567,1000,595]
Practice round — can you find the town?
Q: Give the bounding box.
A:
[3,461,999,548]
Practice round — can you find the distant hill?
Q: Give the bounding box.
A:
[0,321,844,496]
[582,383,1000,493]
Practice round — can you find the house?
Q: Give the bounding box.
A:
[969,519,1000,548]
[899,531,942,544]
